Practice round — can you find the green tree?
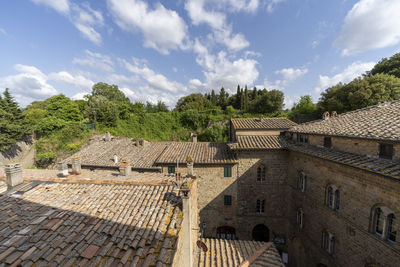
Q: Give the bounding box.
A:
[250,89,284,114]
[0,89,28,151]
[244,85,249,111]
[91,82,130,103]
[175,94,211,111]
[218,87,228,109]
[210,90,217,106]
[85,95,118,127]
[289,95,318,123]
[370,53,400,78]
[235,85,241,109]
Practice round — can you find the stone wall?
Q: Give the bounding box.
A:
[0,136,35,168]
[287,151,400,267]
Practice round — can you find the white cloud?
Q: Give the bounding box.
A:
[121,58,182,93]
[185,0,250,51]
[266,0,286,13]
[335,0,400,55]
[0,64,58,106]
[71,92,88,100]
[107,0,188,54]
[31,0,70,15]
[31,0,103,45]
[314,61,375,93]
[48,71,94,91]
[0,28,6,35]
[275,67,308,82]
[73,50,114,72]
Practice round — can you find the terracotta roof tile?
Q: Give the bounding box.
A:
[0,181,183,266]
[231,118,296,130]
[230,135,286,150]
[288,143,400,180]
[290,100,400,141]
[197,238,284,267]
[155,142,236,164]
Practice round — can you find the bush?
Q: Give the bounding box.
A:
[35,152,57,168]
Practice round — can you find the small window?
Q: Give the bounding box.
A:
[224,195,232,206]
[297,209,304,229]
[256,199,265,213]
[322,231,335,255]
[297,134,308,144]
[326,185,339,211]
[298,172,306,192]
[224,166,232,178]
[324,137,332,148]
[379,144,393,160]
[168,166,175,174]
[375,208,383,236]
[257,165,266,183]
[387,214,397,242]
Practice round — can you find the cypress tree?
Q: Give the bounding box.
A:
[240,88,244,110]
[235,85,241,109]
[244,85,249,111]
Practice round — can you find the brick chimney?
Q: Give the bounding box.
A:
[323,111,330,120]
[58,162,69,177]
[190,133,197,143]
[71,157,81,175]
[5,163,23,188]
[104,131,111,142]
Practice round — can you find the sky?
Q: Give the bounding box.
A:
[0,0,400,108]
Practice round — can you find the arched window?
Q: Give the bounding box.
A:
[322,231,335,255]
[375,208,383,236]
[298,172,306,192]
[327,187,333,208]
[334,190,340,211]
[372,206,397,243]
[257,165,266,183]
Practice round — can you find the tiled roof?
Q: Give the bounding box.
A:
[0,181,182,266]
[230,135,286,150]
[290,100,400,142]
[64,137,167,170]
[288,143,400,180]
[197,238,284,267]
[231,118,296,130]
[0,181,7,194]
[155,142,236,164]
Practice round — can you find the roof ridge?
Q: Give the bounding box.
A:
[238,242,273,267]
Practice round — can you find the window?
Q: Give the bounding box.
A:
[372,206,397,243]
[297,209,304,229]
[224,166,232,178]
[257,165,266,183]
[168,166,175,174]
[322,231,335,256]
[387,214,397,242]
[298,172,306,192]
[217,226,236,240]
[224,195,232,206]
[379,144,393,160]
[326,185,339,211]
[256,199,265,213]
[324,137,332,148]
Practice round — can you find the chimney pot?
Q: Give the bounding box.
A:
[119,159,131,176]
[190,133,197,143]
[331,111,337,118]
[71,157,81,175]
[58,162,69,177]
[113,154,119,164]
[104,132,111,142]
[5,163,23,188]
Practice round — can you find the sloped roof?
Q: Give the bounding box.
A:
[0,181,182,266]
[290,100,400,142]
[197,238,284,267]
[288,143,400,180]
[231,117,296,130]
[230,135,286,150]
[64,137,168,170]
[155,142,236,164]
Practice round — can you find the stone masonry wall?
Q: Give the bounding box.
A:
[287,151,400,267]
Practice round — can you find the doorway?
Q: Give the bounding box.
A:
[252,224,269,241]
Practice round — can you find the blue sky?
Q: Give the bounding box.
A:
[0,0,399,108]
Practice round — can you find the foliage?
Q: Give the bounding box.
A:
[0,89,29,151]
[180,109,209,130]
[317,73,400,114]
[175,93,212,111]
[35,152,57,168]
[91,82,130,103]
[249,89,284,113]
[370,53,400,78]
[198,124,229,142]
[289,95,318,123]
[146,101,169,113]
[85,95,118,127]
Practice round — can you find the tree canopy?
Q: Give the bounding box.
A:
[369,53,400,78]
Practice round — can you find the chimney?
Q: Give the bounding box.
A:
[104,131,111,142]
[331,111,337,118]
[190,133,197,143]
[136,138,148,147]
[113,154,119,164]
[58,162,69,177]
[187,156,194,177]
[323,111,330,120]
[119,159,131,176]
[5,163,23,188]
[259,115,264,122]
[71,157,81,175]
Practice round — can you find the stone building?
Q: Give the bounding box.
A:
[57,101,400,266]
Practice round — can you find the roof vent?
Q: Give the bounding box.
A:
[323,111,330,120]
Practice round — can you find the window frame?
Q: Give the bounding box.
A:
[168,166,176,174]
[379,143,393,160]
[224,166,232,178]
[298,172,306,192]
[324,137,332,148]
[224,195,232,206]
[256,199,265,213]
[257,165,266,183]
